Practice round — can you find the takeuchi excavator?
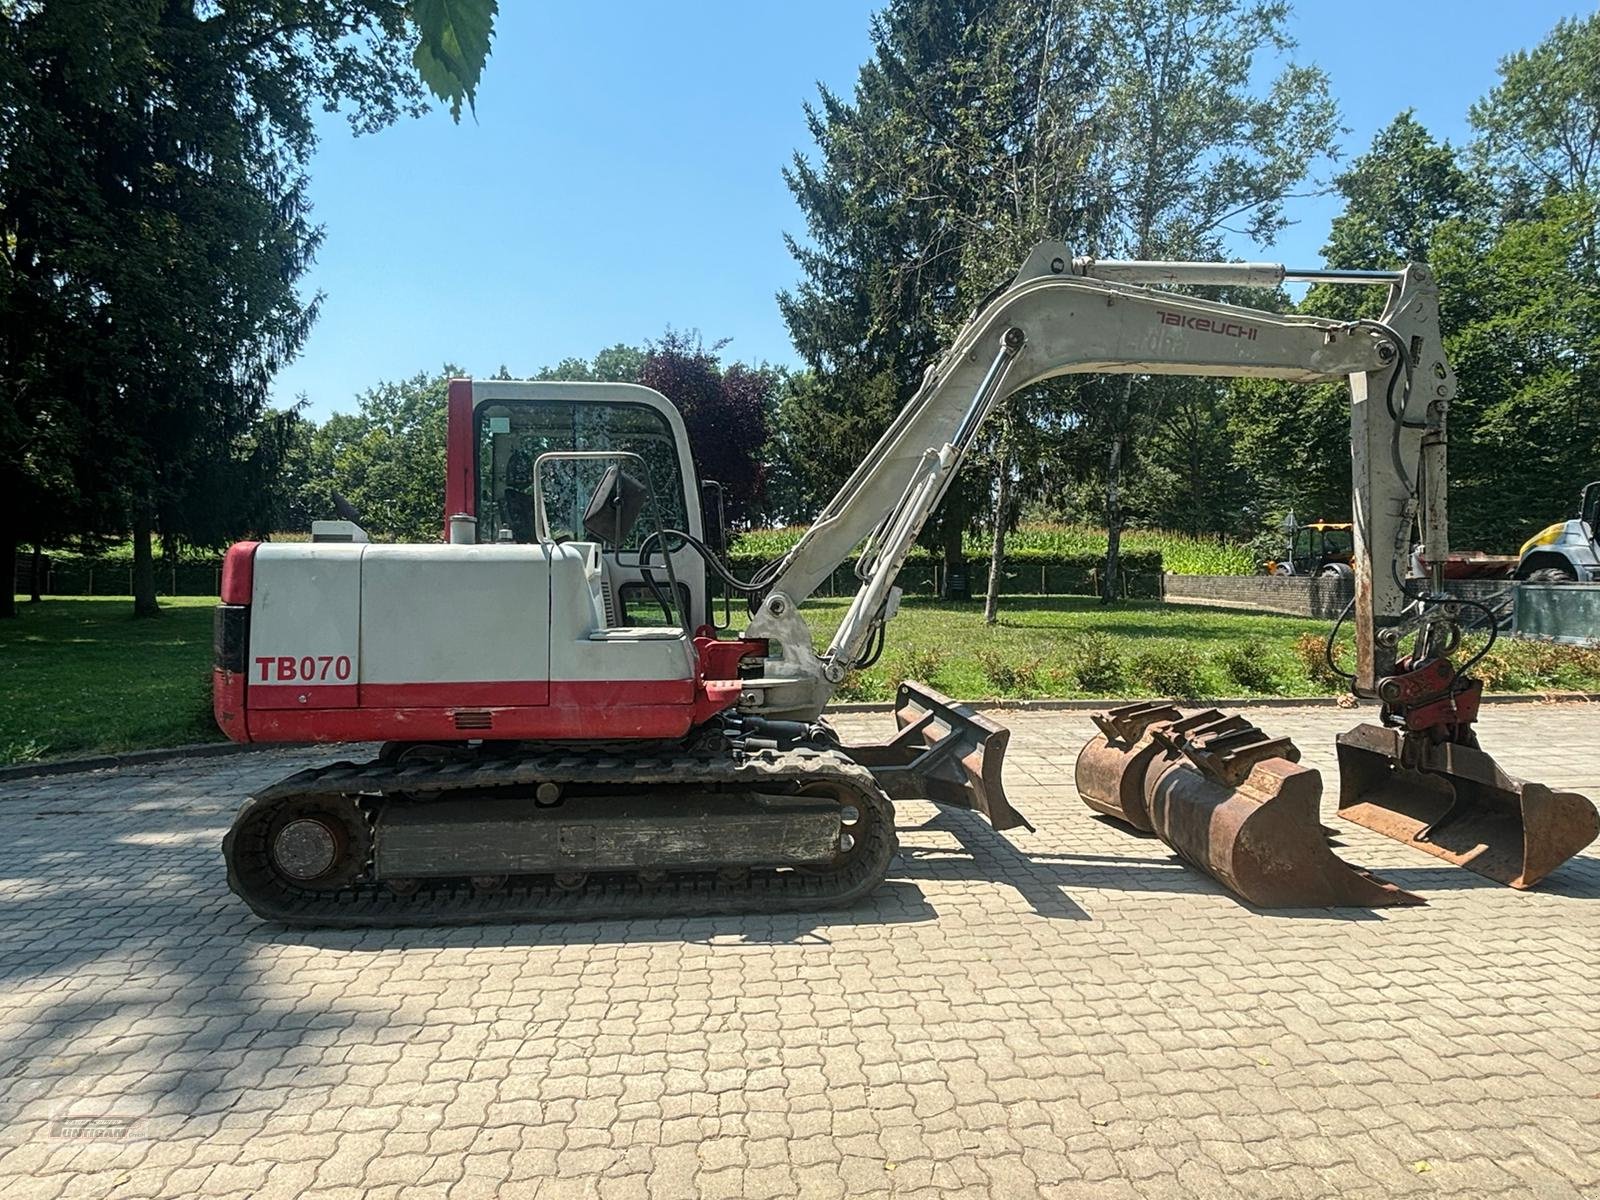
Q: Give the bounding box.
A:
[216,243,1597,925]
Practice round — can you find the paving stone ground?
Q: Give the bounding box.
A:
[1,702,1597,1199]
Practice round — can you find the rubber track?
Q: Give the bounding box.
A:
[222,746,897,928]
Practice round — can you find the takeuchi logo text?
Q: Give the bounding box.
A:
[1157,310,1259,340]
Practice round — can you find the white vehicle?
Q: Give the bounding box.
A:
[1516,481,1600,582]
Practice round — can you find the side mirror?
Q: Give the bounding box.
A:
[582,464,648,546]
[700,479,728,555]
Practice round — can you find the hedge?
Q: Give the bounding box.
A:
[16,548,1164,600]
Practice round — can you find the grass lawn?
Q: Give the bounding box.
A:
[1,597,220,765]
[5,593,1598,765]
[801,595,1339,702]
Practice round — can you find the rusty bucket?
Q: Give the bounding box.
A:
[1074,700,1185,830]
[845,681,1032,832]
[1143,720,1422,908]
[1076,706,1421,908]
[1336,723,1599,889]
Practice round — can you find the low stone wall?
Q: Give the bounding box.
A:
[1166,574,1529,627]
[1162,573,1354,618]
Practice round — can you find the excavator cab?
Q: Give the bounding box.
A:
[459,381,711,627]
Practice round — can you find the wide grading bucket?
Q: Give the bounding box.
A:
[1076,704,1420,908]
[1336,723,1599,889]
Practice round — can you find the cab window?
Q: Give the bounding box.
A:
[475,399,688,548]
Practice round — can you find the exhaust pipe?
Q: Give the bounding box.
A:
[1076,706,1419,908]
[1337,723,1599,889]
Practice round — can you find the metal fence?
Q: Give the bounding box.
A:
[1515,582,1600,647]
[13,557,224,598]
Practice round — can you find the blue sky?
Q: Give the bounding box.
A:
[273,1,1592,418]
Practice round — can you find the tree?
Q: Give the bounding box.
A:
[782,0,1337,614]
[1431,192,1600,548]
[1469,13,1599,217]
[1,2,498,618]
[1087,0,1338,599]
[639,333,773,525]
[1450,15,1600,544]
[779,0,1009,592]
[1227,113,1476,526]
[1134,378,1253,535]
[936,0,1114,624]
[293,369,456,542]
[535,344,647,383]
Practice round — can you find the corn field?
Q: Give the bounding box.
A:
[729,522,1256,575]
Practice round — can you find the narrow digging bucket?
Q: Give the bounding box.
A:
[843,681,1031,832]
[1336,723,1600,889]
[1074,701,1182,830]
[1075,703,1244,831]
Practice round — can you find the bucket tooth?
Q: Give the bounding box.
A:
[1336,723,1600,889]
[844,681,1030,832]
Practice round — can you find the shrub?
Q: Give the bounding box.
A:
[891,645,945,686]
[1475,639,1600,692]
[1295,631,1346,690]
[1472,646,1527,692]
[833,671,891,703]
[1069,632,1124,692]
[975,649,1043,696]
[1129,643,1205,698]
[1216,642,1278,693]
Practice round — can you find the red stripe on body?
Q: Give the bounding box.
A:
[242,677,709,743]
[251,683,360,710]
[213,667,250,743]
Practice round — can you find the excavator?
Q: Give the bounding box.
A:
[215,243,1597,925]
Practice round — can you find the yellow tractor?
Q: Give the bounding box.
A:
[1264,519,1354,578]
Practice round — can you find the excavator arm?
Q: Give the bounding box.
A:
[745,241,1450,715]
[740,241,1594,900]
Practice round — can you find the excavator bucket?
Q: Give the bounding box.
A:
[1074,700,1181,829]
[843,681,1031,832]
[1076,708,1420,908]
[1075,702,1247,830]
[1336,723,1599,889]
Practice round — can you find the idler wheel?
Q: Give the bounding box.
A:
[265,797,369,891]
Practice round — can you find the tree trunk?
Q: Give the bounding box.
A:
[0,527,15,619]
[132,507,160,618]
[30,544,43,602]
[1102,378,1134,604]
[984,452,1013,626]
[940,506,965,600]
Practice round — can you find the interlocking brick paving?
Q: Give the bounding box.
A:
[1,702,1596,1198]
